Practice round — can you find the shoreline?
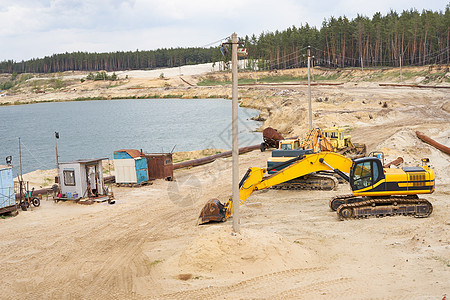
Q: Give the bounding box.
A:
[0,93,235,107]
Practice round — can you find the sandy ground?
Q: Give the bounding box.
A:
[0,66,449,299]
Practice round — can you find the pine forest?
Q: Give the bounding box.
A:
[0,7,448,74]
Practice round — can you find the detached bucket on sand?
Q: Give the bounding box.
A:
[198,198,226,225]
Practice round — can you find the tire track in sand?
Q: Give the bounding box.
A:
[157,267,326,299]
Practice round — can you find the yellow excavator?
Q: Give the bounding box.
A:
[199,152,434,224]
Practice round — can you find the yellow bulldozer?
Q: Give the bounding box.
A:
[199,152,434,224]
[322,126,366,158]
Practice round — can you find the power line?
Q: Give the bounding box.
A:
[201,35,232,48]
[20,140,53,170]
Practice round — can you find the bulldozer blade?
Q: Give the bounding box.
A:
[198,198,226,225]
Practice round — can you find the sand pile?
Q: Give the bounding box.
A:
[377,129,429,157]
[175,227,312,277]
[377,128,450,185]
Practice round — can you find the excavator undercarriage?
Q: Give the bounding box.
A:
[335,196,433,220]
[270,173,339,190]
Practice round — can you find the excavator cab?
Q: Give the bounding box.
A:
[349,157,384,192]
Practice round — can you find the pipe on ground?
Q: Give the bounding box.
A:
[173,144,260,170]
[416,131,450,155]
[384,157,404,168]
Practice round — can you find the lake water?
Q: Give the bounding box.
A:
[0,99,262,175]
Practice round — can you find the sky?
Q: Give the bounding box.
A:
[0,0,447,61]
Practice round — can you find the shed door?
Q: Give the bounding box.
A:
[135,158,148,184]
[114,159,138,183]
[86,164,98,196]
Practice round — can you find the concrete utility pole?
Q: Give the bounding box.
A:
[307,46,312,130]
[231,33,240,233]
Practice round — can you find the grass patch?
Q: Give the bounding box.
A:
[106,83,125,89]
[258,75,305,83]
[43,177,53,186]
[398,70,428,81]
[151,260,163,266]
[431,256,450,267]
[29,78,70,92]
[163,94,183,98]
[74,96,106,101]
[197,79,229,86]
[208,94,229,99]
[198,74,314,86]
[364,72,386,82]
[313,73,341,81]
[422,72,449,84]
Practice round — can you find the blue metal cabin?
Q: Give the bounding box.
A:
[0,165,16,213]
[113,149,149,185]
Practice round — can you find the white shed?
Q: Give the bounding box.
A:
[57,158,108,200]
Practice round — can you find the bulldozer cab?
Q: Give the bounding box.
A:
[278,139,301,150]
[350,157,384,192]
[323,127,349,150]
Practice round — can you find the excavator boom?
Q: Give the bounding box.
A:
[301,128,334,152]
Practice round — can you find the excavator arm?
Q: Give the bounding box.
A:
[199,152,353,224]
[301,128,334,152]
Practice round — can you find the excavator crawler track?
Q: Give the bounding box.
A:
[271,174,339,191]
[336,197,432,220]
[330,194,358,211]
[330,194,419,211]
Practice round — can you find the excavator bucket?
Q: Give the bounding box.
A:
[198,198,226,225]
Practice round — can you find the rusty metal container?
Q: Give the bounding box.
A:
[143,153,174,181]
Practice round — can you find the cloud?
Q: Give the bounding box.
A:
[0,0,447,61]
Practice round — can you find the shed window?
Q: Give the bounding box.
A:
[63,170,76,186]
